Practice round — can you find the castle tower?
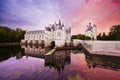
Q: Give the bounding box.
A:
[59,19,61,25]
[85,22,93,39]
[93,24,97,40]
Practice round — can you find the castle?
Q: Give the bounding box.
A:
[22,20,71,47]
[85,23,97,40]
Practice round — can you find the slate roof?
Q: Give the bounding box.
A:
[86,25,93,31]
[26,30,45,34]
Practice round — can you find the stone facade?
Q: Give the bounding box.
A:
[22,20,71,47]
[85,23,97,40]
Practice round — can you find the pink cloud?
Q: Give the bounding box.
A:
[65,0,120,35]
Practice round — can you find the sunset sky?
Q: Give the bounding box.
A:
[0,0,120,35]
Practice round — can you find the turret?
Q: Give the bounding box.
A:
[93,24,97,40]
[59,19,61,25]
[93,24,96,27]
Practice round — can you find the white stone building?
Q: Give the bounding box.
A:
[85,23,97,40]
[22,20,71,47]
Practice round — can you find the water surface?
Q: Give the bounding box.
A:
[0,46,120,80]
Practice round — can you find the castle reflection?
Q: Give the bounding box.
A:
[45,51,71,74]
[22,45,51,58]
[21,46,120,73]
[0,45,120,73]
[22,45,71,74]
[22,45,120,72]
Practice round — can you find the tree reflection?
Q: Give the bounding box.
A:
[0,46,23,62]
[85,54,120,71]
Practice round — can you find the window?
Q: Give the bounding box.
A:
[57,32,61,36]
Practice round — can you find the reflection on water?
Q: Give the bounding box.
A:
[85,54,120,71]
[0,45,120,80]
[23,45,51,58]
[0,46,24,62]
[45,51,71,74]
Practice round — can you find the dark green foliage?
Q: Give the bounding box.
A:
[71,34,91,40]
[97,33,102,40]
[97,24,120,40]
[0,26,26,42]
[109,24,120,40]
[85,36,91,40]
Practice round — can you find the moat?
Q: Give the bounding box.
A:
[0,45,120,80]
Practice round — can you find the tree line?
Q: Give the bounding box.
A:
[71,34,91,40]
[0,26,26,42]
[97,24,120,40]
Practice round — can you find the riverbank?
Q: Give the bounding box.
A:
[0,42,20,47]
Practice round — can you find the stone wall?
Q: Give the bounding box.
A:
[83,41,120,52]
[73,39,120,56]
[73,39,83,46]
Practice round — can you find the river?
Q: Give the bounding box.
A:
[0,45,120,80]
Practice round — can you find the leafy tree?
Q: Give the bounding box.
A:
[102,32,108,40]
[97,33,102,40]
[0,26,26,42]
[71,35,77,39]
[97,24,120,41]
[85,36,91,40]
[71,34,91,40]
[115,34,120,40]
[109,24,120,40]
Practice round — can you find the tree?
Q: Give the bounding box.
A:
[0,26,26,42]
[97,33,102,40]
[71,34,91,40]
[71,35,77,39]
[85,36,91,40]
[102,32,107,40]
[109,24,120,40]
[97,24,120,41]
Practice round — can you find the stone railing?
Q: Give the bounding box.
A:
[73,39,120,56]
[83,41,120,52]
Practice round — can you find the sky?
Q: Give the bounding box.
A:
[0,0,120,35]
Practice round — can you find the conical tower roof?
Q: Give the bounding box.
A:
[59,19,61,25]
[93,24,96,27]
